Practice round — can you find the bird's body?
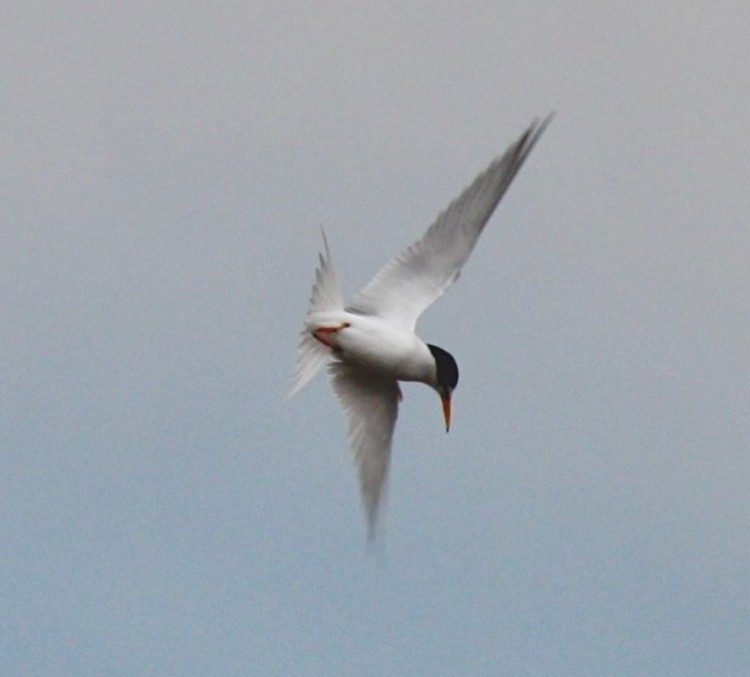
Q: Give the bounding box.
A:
[307,312,436,384]
[290,116,551,540]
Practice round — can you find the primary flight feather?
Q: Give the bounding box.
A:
[290,116,551,540]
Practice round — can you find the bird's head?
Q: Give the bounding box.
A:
[427,344,459,432]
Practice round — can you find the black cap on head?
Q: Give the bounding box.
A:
[427,344,459,391]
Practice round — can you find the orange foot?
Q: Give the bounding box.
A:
[312,322,351,348]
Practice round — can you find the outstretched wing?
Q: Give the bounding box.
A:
[348,115,552,332]
[328,361,401,542]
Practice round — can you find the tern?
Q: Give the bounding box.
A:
[290,116,551,540]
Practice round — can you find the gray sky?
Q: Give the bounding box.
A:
[2,2,749,675]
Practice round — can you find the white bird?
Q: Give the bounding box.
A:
[290,116,551,541]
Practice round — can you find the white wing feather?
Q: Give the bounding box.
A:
[348,115,552,331]
[329,361,401,542]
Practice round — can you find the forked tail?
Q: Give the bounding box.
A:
[288,228,343,397]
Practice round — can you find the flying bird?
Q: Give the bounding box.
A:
[290,116,551,540]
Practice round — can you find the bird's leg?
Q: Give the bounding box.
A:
[311,322,351,348]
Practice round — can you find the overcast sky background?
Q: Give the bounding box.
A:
[2,2,749,675]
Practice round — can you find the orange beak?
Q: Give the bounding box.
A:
[441,394,452,433]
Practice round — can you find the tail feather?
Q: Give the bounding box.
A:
[309,227,343,313]
[288,331,329,398]
[288,228,343,397]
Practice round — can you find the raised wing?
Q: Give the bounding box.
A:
[329,361,401,542]
[348,115,552,331]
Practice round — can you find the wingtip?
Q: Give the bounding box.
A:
[520,113,554,152]
[536,112,555,137]
[363,501,387,553]
[541,110,556,126]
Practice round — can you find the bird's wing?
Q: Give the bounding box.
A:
[348,115,552,332]
[329,361,401,542]
[288,229,343,398]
